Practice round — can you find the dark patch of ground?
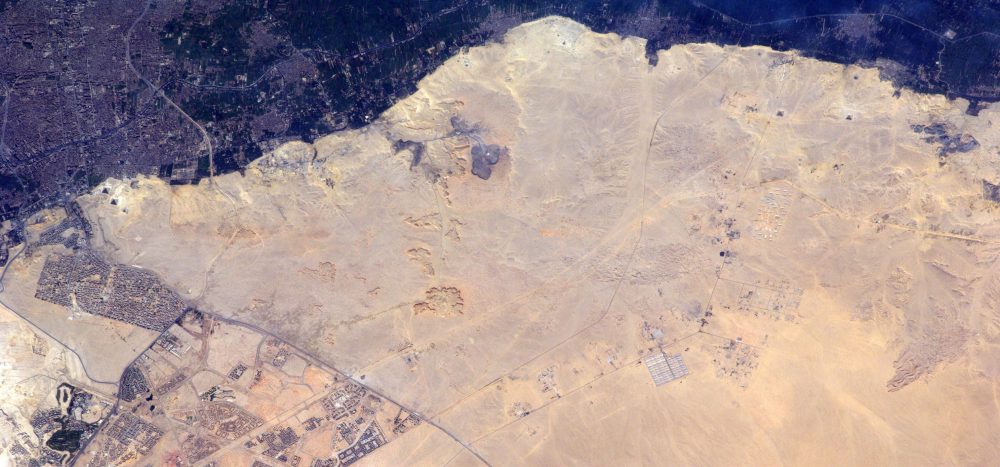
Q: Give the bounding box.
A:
[1,0,999,227]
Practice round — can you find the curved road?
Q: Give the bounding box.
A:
[0,243,119,386]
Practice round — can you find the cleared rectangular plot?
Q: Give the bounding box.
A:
[644,352,689,386]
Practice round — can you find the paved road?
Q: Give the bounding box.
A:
[207,312,492,466]
[125,0,216,182]
[0,243,120,386]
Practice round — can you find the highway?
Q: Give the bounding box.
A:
[0,243,119,386]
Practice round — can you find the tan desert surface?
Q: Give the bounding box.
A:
[3,15,1000,467]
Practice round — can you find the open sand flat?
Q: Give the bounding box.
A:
[0,301,121,463]
[75,16,1000,465]
[0,244,160,385]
